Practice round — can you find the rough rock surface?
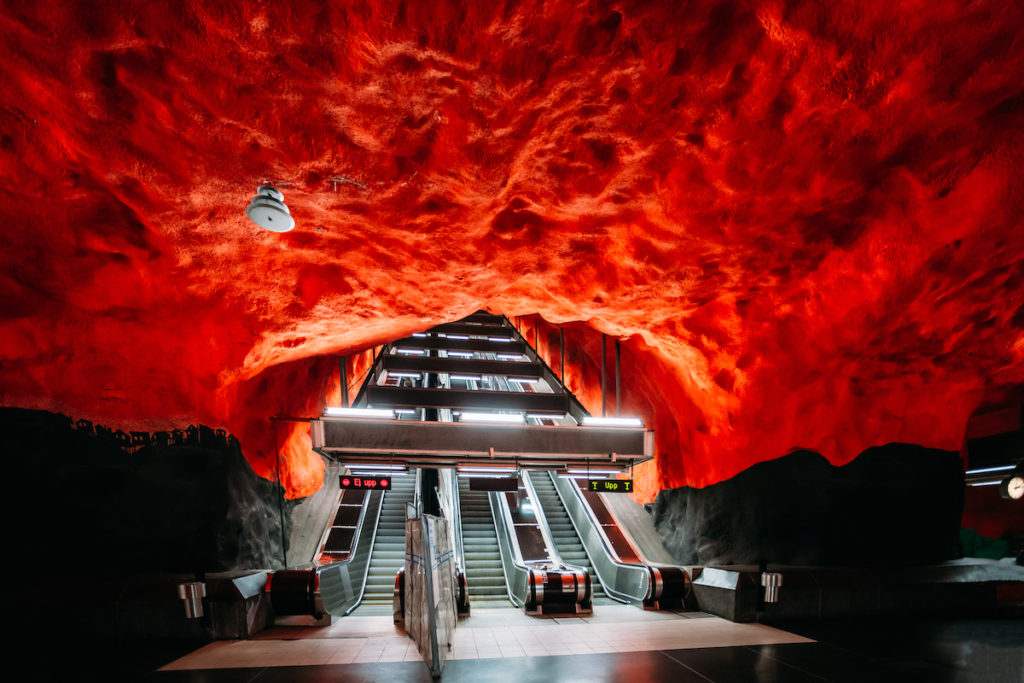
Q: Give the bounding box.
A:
[2,409,292,573]
[2,3,1024,501]
[653,444,964,565]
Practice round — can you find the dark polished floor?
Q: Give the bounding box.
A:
[37,617,1024,682]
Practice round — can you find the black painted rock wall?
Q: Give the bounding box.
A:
[653,445,965,566]
[1,408,293,574]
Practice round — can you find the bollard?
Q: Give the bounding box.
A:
[761,572,783,604]
[177,580,207,618]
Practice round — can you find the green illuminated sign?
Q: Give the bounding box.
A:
[588,479,633,493]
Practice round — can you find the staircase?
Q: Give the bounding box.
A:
[458,478,509,606]
[361,474,417,605]
[529,471,609,603]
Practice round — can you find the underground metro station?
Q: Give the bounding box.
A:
[2,2,1024,681]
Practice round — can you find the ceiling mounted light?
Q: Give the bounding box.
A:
[459,412,525,424]
[345,463,407,471]
[324,407,395,419]
[965,465,1016,475]
[457,466,517,473]
[246,185,295,232]
[581,416,644,427]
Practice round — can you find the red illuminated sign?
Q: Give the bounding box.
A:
[339,475,392,490]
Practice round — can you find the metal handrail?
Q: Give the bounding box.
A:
[489,490,530,607]
[521,470,565,567]
[318,487,386,615]
[548,471,650,603]
[446,469,465,574]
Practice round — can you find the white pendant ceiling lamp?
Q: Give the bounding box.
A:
[246,185,295,232]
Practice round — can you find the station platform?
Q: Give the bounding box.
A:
[147,606,1024,681]
[159,605,808,670]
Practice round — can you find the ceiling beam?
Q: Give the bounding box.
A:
[366,386,567,412]
[312,418,652,467]
[382,354,542,377]
[391,336,527,354]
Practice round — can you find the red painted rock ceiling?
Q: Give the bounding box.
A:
[2,1,1023,501]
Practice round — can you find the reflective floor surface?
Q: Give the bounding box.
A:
[36,611,1024,681]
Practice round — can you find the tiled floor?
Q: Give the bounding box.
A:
[46,610,1023,681]
[160,606,811,670]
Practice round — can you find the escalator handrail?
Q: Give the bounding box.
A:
[548,471,650,603]
[317,486,386,615]
[447,469,465,574]
[596,489,688,571]
[555,474,637,564]
[521,470,566,568]
[489,489,530,607]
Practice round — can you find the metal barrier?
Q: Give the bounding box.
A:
[489,480,593,615]
[319,487,386,615]
[441,468,470,614]
[267,569,324,618]
[548,471,689,609]
[490,489,531,608]
[268,488,385,618]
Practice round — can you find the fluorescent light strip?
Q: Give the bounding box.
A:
[345,464,407,471]
[968,480,1002,487]
[388,371,422,379]
[508,377,539,384]
[457,473,514,478]
[412,333,428,337]
[445,334,470,340]
[449,374,482,381]
[446,351,473,358]
[581,416,644,427]
[396,348,425,355]
[559,474,607,480]
[568,468,622,475]
[965,465,1015,475]
[458,467,516,473]
[496,354,524,361]
[488,337,512,343]
[394,409,416,415]
[527,413,565,420]
[325,407,395,419]
[459,412,525,424]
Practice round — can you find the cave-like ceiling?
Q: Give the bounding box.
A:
[2,1,1023,500]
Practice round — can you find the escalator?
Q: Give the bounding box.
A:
[528,471,611,604]
[458,477,509,606]
[361,473,417,605]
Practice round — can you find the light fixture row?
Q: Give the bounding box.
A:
[323,405,644,427]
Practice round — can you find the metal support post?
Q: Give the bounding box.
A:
[559,329,565,381]
[340,357,349,408]
[615,339,621,416]
[601,334,607,417]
